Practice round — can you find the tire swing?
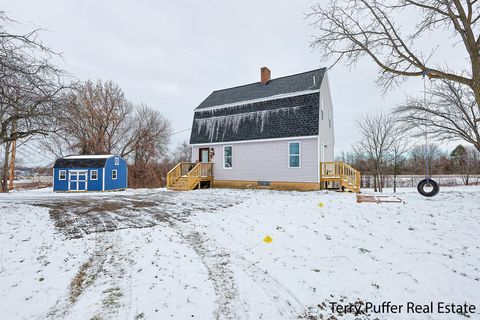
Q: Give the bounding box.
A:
[417,71,439,197]
[417,178,439,197]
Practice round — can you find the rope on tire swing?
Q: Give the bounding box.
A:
[417,71,439,197]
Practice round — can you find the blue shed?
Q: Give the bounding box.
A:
[53,155,128,192]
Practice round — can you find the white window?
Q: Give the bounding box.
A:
[114,157,119,165]
[289,142,300,168]
[223,146,232,169]
[90,170,98,180]
[59,170,66,180]
[112,169,118,180]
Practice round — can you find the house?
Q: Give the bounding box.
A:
[53,155,127,192]
[167,67,360,192]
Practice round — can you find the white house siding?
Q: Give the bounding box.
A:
[192,137,319,183]
[318,72,335,162]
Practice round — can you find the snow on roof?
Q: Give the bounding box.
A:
[63,155,115,159]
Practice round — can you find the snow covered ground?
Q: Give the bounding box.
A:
[0,186,479,319]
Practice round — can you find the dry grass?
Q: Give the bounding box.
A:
[102,287,123,309]
[69,259,96,303]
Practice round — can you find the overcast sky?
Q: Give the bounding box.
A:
[4,0,456,165]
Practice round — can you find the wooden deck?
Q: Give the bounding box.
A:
[167,161,360,192]
[167,162,213,191]
[320,161,361,193]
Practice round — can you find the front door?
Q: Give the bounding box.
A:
[199,148,210,163]
[69,170,88,191]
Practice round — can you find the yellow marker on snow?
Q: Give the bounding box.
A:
[263,235,273,243]
[318,202,324,208]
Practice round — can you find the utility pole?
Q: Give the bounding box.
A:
[8,120,17,190]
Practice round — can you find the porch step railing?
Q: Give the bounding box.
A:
[166,162,195,188]
[320,161,361,193]
[167,162,213,191]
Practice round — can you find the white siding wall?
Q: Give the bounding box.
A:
[192,137,319,183]
[318,72,335,162]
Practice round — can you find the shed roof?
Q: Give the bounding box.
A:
[54,155,117,168]
[64,155,113,159]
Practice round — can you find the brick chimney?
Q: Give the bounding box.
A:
[260,67,271,84]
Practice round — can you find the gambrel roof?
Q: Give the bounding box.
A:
[190,68,325,144]
[195,68,326,110]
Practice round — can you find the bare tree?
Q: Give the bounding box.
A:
[172,140,192,163]
[408,143,446,175]
[129,104,172,164]
[389,127,411,192]
[309,0,480,149]
[0,12,66,143]
[44,80,133,156]
[44,80,172,165]
[450,144,480,184]
[471,147,480,184]
[395,79,480,151]
[0,12,68,192]
[309,1,480,92]
[353,113,397,192]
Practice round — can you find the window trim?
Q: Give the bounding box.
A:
[223,145,233,169]
[112,169,118,180]
[288,141,301,168]
[90,170,98,181]
[59,170,67,180]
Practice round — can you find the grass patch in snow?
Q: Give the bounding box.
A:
[102,287,124,309]
[69,259,97,303]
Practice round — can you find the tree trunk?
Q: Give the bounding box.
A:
[1,141,11,193]
[393,173,397,193]
[393,157,398,193]
[8,121,17,190]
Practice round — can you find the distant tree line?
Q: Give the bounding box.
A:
[0,12,190,191]
[340,113,480,192]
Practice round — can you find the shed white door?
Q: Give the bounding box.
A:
[69,170,88,191]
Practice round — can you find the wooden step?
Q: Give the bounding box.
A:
[170,187,188,191]
[169,177,200,191]
[167,162,214,191]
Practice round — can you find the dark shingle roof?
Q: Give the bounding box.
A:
[54,158,108,168]
[190,93,319,144]
[196,68,326,110]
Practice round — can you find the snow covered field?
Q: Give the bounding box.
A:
[0,186,479,319]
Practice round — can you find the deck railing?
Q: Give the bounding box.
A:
[166,162,195,188]
[167,162,214,190]
[320,161,361,192]
[187,162,213,190]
